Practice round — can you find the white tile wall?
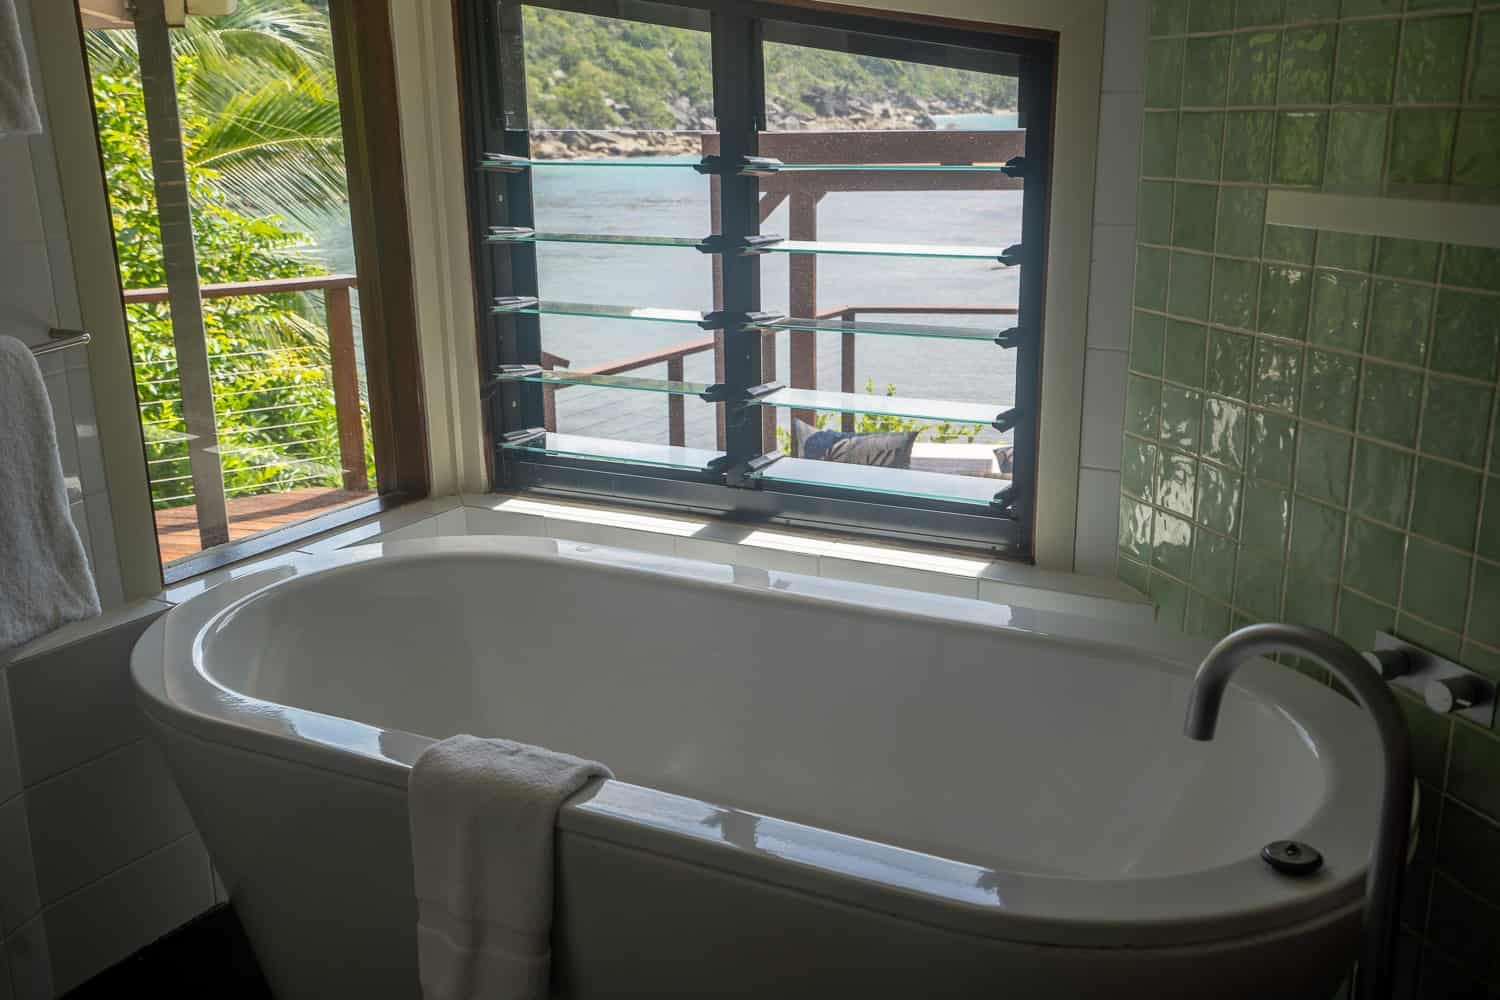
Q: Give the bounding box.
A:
[4,918,50,1000]
[1074,0,1147,583]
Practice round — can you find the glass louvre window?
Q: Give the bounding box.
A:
[457,0,1054,555]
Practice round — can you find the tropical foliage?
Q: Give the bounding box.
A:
[86,0,370,511]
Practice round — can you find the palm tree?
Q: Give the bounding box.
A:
[85,0,348,240]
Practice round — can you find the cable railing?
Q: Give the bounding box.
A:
[123,274,371,525]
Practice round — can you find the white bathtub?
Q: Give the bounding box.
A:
[131,536,1381,998]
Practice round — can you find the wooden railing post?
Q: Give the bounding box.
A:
[667,357,685,446]
[326,285,368,491]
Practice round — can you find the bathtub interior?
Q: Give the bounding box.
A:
[195,549,1338,881]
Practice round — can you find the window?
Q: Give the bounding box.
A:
[458,0,1054,555]
[80,0,427,580]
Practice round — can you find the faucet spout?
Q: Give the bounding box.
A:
[1183,623,1412,1000]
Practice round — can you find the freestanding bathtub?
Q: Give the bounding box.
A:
[132,536,1384,999]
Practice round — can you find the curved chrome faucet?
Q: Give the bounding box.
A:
[1183,623,1412,1000]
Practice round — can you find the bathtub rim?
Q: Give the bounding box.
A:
[131,535,1389,951]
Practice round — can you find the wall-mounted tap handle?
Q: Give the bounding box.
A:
[1425,676,1489,714]
[1364,649,1411,680]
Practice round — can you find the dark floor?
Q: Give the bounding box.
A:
[62,905,272,998]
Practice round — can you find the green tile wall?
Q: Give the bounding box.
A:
[1127,0,1500,993]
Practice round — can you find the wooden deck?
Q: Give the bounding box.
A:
[155,487,375,564]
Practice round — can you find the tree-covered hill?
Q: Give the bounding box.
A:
[521,7,1018,132]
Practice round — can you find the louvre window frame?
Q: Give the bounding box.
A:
[455,0,1057,556]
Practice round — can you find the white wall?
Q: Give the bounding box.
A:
[0,3,213,996]
[1072,0,1147,576]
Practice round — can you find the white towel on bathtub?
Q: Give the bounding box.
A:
[0,337,99,651]
[409,735,612,1000]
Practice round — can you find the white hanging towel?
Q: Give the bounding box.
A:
[0,337,100,651]
[409,735,612,1000]
[0,0,41,136]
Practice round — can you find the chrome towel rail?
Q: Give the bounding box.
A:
[30,329,90,357]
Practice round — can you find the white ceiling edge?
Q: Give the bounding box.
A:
[1266,189,1500,250]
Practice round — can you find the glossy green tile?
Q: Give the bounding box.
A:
[1118,554,1150,594]
[1278,25,1336,105]
[1120,496,1154,559]
[1308,270,1369,351]
[1401,536,1471,633]
[1151,572,1191,628]
[1160,384,1204,450]
[1352,441,1413,527]
[1358,362,1422,447]
[1285,572,1337,630]
[1375,238,1441,282]
[1462,641,1500,684]
[1258,265,1313,340]
[1131,311,1167,375]
[1164,319,1209,386]
[1157,448,1199,516]
[1473,13,1500,103]
[1422,376,1494,468]
[1396,15,1471,105]
[1182,36,1232,107]
[1169,251,1213,320]
[1295,424,1352,505]
[1171,183,1219,251]
[1176,112,1225,181]
[1324,110,1389,192]
[1336,587,1396,648]
[1142,112,1180,179]
[1366,280,1433,365]
[1431,291,1500,381]
[1136,245,1171,310]
[1411,458,1482,550]
[1126,373,1164,437]
[1479,479,1500,562]
[1395,613,1463,662]
[1221,112,1275,184]
[1207,329,1254,401]
[1453,111,1500,192]
[1331,18,1399,104]
[1249,409,1298,483]
[1214,189,1265,260]
[1153,509,1195,578]
[1188,0,1233,32]
[1211,257,1260,329]
[1235,0,1284,27]
[1315,231,1374,272]
[1193,531,1238,604]
[1196,462,1243,533]
[1228,30,1283,105]
[1444,247,1500,293]
[1340,0,1399,13]
[1234,546,1286,618]
[1289,496,1345,578]
[1396,690,1451,790]
[1301,350,1360,428]
[1203,397,1248,468]
[1253,338,1304,412]
[1387,109,1457,188]
[1150,0,1189,36]
[1242,480,1292,553]
[1137,182,1173,246]
[1185,592,1232,640]
[1272,111,1327,187]
[1146,38,1187,108]
[1448,722,1500,822]
[1346,517,1405,604]
[1122,436,1158,501]
[1472,561,1500,649]
[1436,804,1500,906]
[1284,0,1338,20]
[1263,224,1316,265]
